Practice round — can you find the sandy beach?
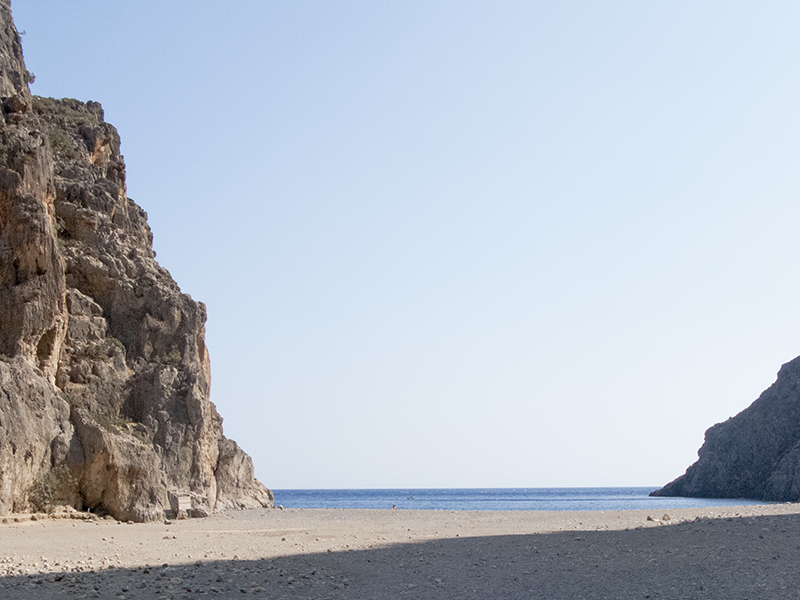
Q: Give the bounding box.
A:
[1,503,799,599]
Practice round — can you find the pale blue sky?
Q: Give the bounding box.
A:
[13,1,800,489]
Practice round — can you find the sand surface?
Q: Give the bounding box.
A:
[1,503,800,599]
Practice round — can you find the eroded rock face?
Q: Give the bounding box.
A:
[0,0,272,520]
[652,355,800,502]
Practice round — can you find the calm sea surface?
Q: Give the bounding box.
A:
[272,488,772,512]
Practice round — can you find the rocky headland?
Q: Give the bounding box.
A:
[0,0,272,521]
[652,355,800,502]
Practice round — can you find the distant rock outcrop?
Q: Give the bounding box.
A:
[652,356,800,502]
[0,0,272,520]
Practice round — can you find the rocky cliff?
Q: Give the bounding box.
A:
[0,1,272,521]
[652,355,800,502]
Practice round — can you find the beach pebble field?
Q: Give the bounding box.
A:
[1,503,800,599]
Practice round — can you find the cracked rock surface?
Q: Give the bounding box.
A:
[0,0,272,521]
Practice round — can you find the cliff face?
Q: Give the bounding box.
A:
[652,355,800,502]
[0,1,272,520]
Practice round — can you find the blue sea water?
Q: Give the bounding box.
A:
[272,488,772,512]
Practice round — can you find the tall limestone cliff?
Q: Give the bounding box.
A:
[0,1,272,520]
[652,355,800,502]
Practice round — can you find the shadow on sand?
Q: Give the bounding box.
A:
[1,512,799,599]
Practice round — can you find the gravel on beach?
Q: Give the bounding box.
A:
[1,503,800,599]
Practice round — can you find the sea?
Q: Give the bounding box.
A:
[272,488,772,512]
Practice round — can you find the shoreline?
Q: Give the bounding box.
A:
[2,503,800,598]
[269,487,777,513]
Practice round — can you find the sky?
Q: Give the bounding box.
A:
[11,1,800,489]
